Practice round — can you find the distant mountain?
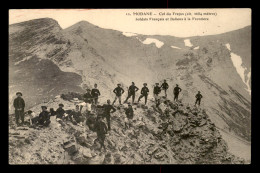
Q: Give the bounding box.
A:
[9,18,84,112]
[9,17,251,146]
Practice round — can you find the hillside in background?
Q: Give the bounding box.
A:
[9,18,251,162]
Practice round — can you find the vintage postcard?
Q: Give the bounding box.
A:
[9,9,251,164]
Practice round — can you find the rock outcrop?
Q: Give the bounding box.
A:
[8,95,247,164]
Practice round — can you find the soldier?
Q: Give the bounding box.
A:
[70,105,84,125]
[195,91,203,106]
[91,84,101,105]
[38,106,51,127]
[173,84,182,102]
[153,83,161,105]
[13,92,25,126]
[102,99,116,131]
[83,89,93,114]
[112,84,125,105]
[56,103,65,119]
[137,83,149,105]
[161,79,169,97]
[27,110,37,126]
[124,82,139,104]
[124,103,134,129]
[94,115,108,152]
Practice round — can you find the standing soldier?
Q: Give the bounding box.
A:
[112,84,125,105]
[13,92,25,126]
[83,89,93,114]
[124,82,139,104]
[102,99,116,131]
[161,80,169,97]
[94,115,108,152]
[153,83,161,105]
[124,103,134,129]
[195,91,203,106]
[91,84,101,105]
[173,84,182,102]
[137,83,149,105]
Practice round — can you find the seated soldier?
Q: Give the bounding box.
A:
[38,106,51,127]
[86,115,97,131]
[49,108,56,116]
[27,110,38,126]
[56,103,65,120]
[67,105,84,125]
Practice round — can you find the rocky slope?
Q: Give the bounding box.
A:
[9,18,251,161]
[9,95,247,164]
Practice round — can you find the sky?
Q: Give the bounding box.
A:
[9,9,251,37]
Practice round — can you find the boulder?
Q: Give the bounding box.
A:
[113,153,121,164]
[154,151,165,159]
[103,152,112,164]
[64,143,78,155]
[81,148,92,158]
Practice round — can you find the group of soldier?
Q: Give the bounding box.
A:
[12,80,203,152]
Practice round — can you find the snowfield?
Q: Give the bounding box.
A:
[225,43,251,94]
[141,38,164,48]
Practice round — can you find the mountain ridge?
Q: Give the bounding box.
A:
[9,18,251,162]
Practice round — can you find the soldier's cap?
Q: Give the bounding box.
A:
[59,103,64,107]
[117,83,121,86]
[86,89,91,91]
[16,92,22,96]
[143,83,147,85]
[198,91,200,93]
[156,83,159,85]
[28,110,32,114]
[41,106,47,109]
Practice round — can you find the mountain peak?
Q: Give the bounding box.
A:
[10,18,61,29]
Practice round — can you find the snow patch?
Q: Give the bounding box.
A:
[122,32,138,37]
[14,56,32,65]
[184,39,193,47]
[171,46,181,49]
[141,38,164,48]
[226,43,231,51]
[194,46,199,50]
[225,43,251,94]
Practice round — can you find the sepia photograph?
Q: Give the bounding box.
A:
[8,9,251,164]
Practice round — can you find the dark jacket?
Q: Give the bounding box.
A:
[94,121,108,136]
[174,86,182,94]
[153,86,161,95]
[13,97,25,110]
[125,106,134,119]
[56,107,65,119]
[38,111,50,124]
[113,87,124,96]
[161,82,169,90]
[128,85,139,94]
[195,93,203,99]
[83,92,93,103]
[103,104,116,117]
[91,89,101,98]
[141,87,149,95]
